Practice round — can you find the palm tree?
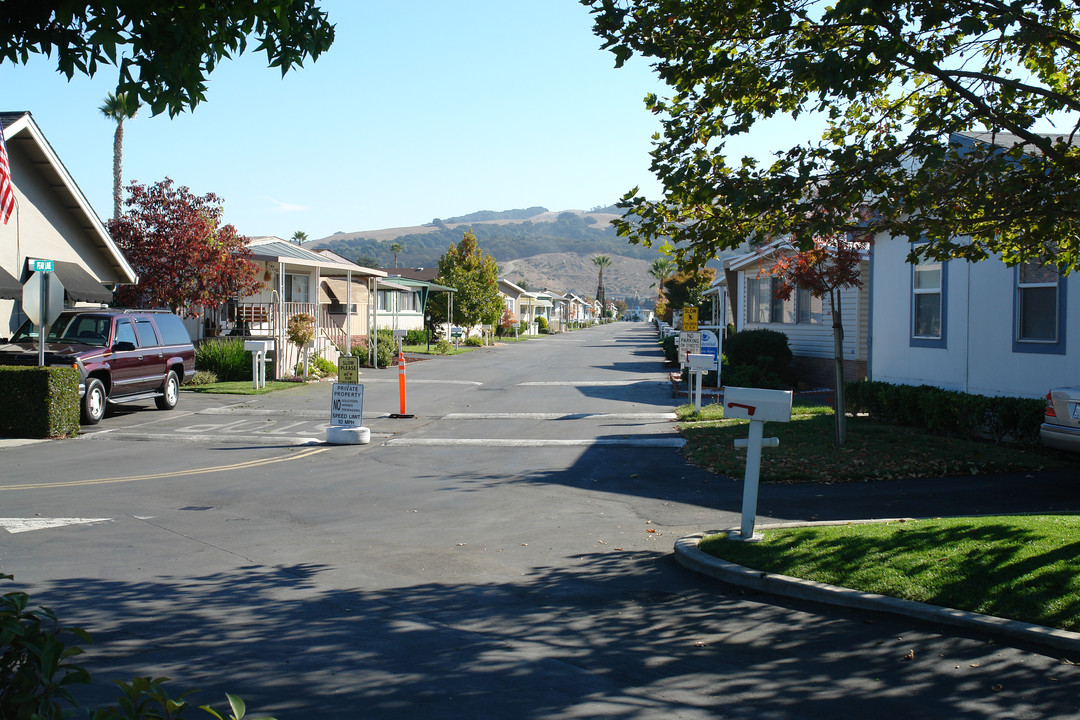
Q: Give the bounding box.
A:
[592,255,612,317]
[291,231,308,246]
[389,242,404,268]
[648,258,677,302]
[99,92,138,220]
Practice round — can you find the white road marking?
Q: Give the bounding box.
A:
[0,517,112,533]
[518,380,668,386]
[383,437,686,448]
[443,412,677,420]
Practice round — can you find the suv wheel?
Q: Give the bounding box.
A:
[155,370,180,411]
[82,378,106,424]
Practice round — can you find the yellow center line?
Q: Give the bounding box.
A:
[0,446,329,491]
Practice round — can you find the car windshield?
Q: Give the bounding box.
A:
[9,315,110,347]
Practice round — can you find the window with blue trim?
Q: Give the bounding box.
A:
[910,245,947,348]
[1014,262,1066,354]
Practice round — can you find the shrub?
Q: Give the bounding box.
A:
[195,338,251,381]
[465,336,484,347]
[722,328,793,377]
[722,364,786,390]
[405,329,429,345]
[537,317,549,332]
[0,366,79,438]
[660,335,677,362]
[846,381,1045,446]
[188,370,219,386]
[435,339,453,354]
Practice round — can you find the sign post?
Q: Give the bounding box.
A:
[23,261,64,367]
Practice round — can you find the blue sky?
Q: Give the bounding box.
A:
[0,1,684,241]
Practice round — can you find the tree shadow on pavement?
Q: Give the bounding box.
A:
[33,548,1080,720]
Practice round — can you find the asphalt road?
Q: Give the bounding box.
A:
[1,322,1078,719]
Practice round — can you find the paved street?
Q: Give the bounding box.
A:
[1,322,1078,719]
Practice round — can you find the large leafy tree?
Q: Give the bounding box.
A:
[99,92,137,220]
[583,0,1080,272]
[431,230,504,334]
[0,1,335,117]
[109,178,260,316]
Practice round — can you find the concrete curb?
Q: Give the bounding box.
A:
[674,528,1080,655]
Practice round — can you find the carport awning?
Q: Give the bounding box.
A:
[0,265,19,300]
[50,261,113,303]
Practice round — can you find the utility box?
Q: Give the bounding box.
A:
[723,386,793,423]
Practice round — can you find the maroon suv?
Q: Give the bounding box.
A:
[0,309,196,424]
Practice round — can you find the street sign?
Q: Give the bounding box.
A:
[682,306,699,332]
[32,259,54,272]
[680,331,702,358]
[451,326,463,338]
[22,271,64,326]
[338,355,360,384]
[330,383,364,427]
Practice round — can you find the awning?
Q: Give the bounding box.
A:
[50,261,113,303]
[0,265,20,300]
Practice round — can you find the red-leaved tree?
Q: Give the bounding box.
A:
[768,233,866,446]
[109,179,260,317]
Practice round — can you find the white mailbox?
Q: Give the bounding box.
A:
[723,386,793,423]
[687,353,714,371]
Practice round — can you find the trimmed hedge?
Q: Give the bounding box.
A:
[0,366,80,438]
[846,380,1045,446]
[195,337,251,381]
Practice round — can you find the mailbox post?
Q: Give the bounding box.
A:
[723,386,793,541]
[687,353,713,413]
[243,340,273,389]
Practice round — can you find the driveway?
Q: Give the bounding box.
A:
[1,322,1077,719]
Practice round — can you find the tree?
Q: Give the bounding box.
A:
[291,230,308,246]
[767,234,865,445]
[389,242,404,268]
[661,268,715,324]
[583,0,1080,273]
[592,255,613,312]
[431,230,504,334]
[99,92,137,220]
[0,2,335,117]
[109,178,260,316]
[648,257,676,317]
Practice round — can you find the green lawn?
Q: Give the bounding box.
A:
[677,402,1076,482]
[699,515,1080,631]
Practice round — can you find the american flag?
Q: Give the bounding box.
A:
[0,126,14,224]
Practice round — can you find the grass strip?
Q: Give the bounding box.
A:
[183,380,313,395]
[699,515,1080,631]
[677,403,1074,483]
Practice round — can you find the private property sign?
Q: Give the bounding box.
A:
[330,383,364,427]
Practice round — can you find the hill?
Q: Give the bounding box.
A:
[312,207,667,300]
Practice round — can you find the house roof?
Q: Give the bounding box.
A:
[498,278,526,295]
[247,237,386,277]
[384,275,456,293]
[1,111,137,285]
[383,267,440,282]
[314,248,383,276]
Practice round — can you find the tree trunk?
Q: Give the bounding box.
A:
[112,121,123,220]
[830,287,847,446]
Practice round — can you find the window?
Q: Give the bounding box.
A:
[134,319,159,347]
[400,291,417,312]
[747,277,774,323]
[1016,263,1059,342]
[377,290,390,311]
[284,273,310,303]
[114,319,137,347]
[912,260,942,339]
[1014,262,1066,354]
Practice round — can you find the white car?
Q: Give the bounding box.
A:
[1041,387,1080,452]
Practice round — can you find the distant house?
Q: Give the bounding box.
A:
[208,237,385,377]
[498,278,526,328]
[867,131,1078,399]
[378,267,456,336]
[706,239,870,389]
[0,112,137,337]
